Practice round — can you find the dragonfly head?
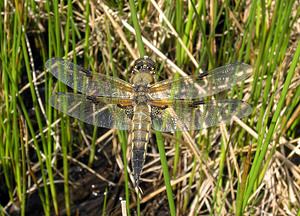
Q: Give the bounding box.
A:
[131,56,156,85]
[132,56,156,74]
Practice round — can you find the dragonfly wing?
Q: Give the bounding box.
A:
[151,99,252,132]
[46,58,133,98]
[149,63,252,100]
[50,92,132,130]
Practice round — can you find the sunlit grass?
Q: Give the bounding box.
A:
[0,0,299,215]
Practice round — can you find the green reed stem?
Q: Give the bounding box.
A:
[128,0,145,57]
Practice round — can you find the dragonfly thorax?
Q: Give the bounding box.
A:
[133,87,150,104]
[133,81,150,103]
[130,56,156,85]
[130,72,154,85]
[134,94,149,104]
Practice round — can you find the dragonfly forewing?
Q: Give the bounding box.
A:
[149,63,252,100]
[46,58,133,98]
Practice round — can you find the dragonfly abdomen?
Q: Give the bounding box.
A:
[131,104,151,185]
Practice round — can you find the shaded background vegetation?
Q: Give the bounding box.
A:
[0,0,300,215]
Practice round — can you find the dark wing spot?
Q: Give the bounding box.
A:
[86,95,98,104]
[190,100,205,107]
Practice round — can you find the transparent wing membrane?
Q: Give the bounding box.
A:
[47,58,252,133]
[50,92,132,130]
[46,58,133,98]
[149,63,252,100]
[151,99,252,132]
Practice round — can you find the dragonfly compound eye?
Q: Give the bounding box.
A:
[133,57,156,73]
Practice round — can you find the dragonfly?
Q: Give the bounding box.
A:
[46,56,252,186]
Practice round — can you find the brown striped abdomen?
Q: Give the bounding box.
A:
[131,104,151,185]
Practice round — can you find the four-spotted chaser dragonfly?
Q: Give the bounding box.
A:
[46,56,252,186]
